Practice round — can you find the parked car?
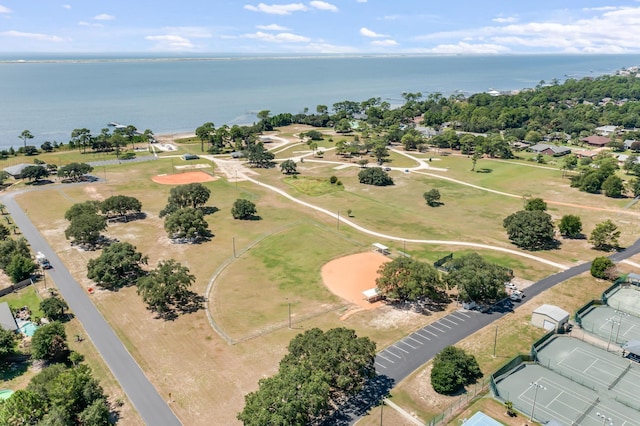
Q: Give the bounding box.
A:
[182,154,199,160]
[510,290,523,302]
[505,282,517,290]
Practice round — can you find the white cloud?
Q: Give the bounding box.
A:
[0,30,64,42]
[62,4,71,9]
[0,5,11,13]
[257,24,289,31]
[303,42,358,53]
[243,31,310,42]
[360,27,387,38]
[244,3,307,15]
[145,35,195,50]
[429,42,510,54]
[94,14,115,21]
[493,16,517,23]
[78,21,103,28]
[371,39,397,47]
[310,1,338,12]
[416,6,640,54]
[356,0,367,3]
[583,6,619,12]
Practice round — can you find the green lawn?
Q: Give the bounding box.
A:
[1,286,44,318]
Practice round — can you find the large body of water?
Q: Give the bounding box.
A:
[2,54,640,150]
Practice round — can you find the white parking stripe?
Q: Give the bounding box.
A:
[375,362,387,369]
[456,310,472,318]
[394,344,409,353]
[442,317,458,326]
[450,312,468,321]
[431,324,447,332]
[407,336,423,345]
[415,330,431,340]
[422,328,438,337]
[378,354,395,363]
[399,340,416,350]
[385,349,402,359]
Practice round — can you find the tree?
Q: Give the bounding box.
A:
[195,122,215,152]
[503,210,555,250]
[231,199,257,220]
[445,253,511,305]
[602,174,624,197]
[431,346,482,394]
[589,220,620,251]
[86,242,147,290]
[358,167,393,186]
[280,159,297,175]
[623,155,639,174]
[0,327,16,361]
[335,118,352,133]
[6,253,37,284]
[40,296,69,321]
[20,165,49,182]
[558,214,583,238]
[57,162,93,182]
[164,207,209,242]
[64,212,107,247]
[160,183,211,217]
[0,389,45,425]
[19,130,34,149]
[423,189,441,207]
[525,197,547,211]
[78,398,110,426]
[628,178,640,197]
[31,322,68,361]
[70,128,92,153]
[376,257,445,302]
[136,259,195,316]
[246,143,275,168]
[100,195,142,221]
[471,152,481,171]
[0,223,10,241]
[64,201,101,222]
[591,256,615,279]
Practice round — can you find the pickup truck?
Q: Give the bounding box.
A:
[36,252,52,269]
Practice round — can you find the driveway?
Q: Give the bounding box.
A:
[1,192,181,426]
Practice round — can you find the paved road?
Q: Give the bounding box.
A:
[328,238,640,425]
[1,192,181,426]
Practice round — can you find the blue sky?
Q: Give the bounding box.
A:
[2,1,640,54]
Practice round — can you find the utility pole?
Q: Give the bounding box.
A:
[493,325,498,357]
[232,237,236,258]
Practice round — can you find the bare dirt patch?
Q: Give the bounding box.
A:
[321,252,390,312]
[151,171,217,185]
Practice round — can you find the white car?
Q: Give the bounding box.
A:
[505,282,517,290]
[510,290,523,301]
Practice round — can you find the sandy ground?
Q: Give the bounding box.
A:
[321,252,390,310]
[151,171,217,185]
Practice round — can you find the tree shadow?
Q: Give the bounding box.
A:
[0,356,30,381]
[427,201,444,207]
[153,291,205,321]
[476,168,493,173]
[200,206,219,216]
[27,179,54,186]
[320,374,395,425]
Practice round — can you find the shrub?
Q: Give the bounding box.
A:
[329,176,338,184]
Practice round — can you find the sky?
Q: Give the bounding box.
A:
[2,1,640,54]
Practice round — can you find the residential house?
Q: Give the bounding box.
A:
[3,163,33,179]
[624,139,638,150]
[581,135,611,147]
[594,125,618,136]
[529,143,571,156]
[0,302,17,332]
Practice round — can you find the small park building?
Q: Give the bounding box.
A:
[531,304,569,332]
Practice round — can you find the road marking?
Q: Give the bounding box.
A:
[422,328,439,337]
[442,317,458,326]
[450,313,468,322]
[407,336,423,345]
[456,310,472,318]
[394,344,410,353]
[415,330,431,340]
[377,354,395,363]
[375,362,387,369]
[431,324,447,332]
[399,340,416,350]
[385,349,402,359]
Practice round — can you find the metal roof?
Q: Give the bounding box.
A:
[533,304,569,322]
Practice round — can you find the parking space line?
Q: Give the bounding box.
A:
[415,330,431,340]
[431,324,447,332]
[450,312,468,321]
[455,310,471,318]
[407,336,423,345]
[394,344,409,353]
[442,317,458,326]
[375,362,387,369]
[399,340,416,350]
[378,354,395,363]
[422,328,439,337]
[385,349,402,359]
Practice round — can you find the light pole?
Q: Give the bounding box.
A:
[596,412,613,426]
[607,316,621,351]
[614,311,628,346]
[493,325,498,358]
[232,237,236,258]
[337,211,340,231]
[529,382,546,422]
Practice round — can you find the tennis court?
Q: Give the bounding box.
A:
[606,286,640,315]
[579,305,640,347]
[495,336,640,425]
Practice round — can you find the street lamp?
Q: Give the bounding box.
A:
[529,382,546,422]
[607,316,621,351]
[596,412,613,426]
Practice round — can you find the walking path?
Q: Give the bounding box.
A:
[1,192,182,426]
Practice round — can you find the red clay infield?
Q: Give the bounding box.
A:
[152,171,216,185]
[321,252,390,310]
